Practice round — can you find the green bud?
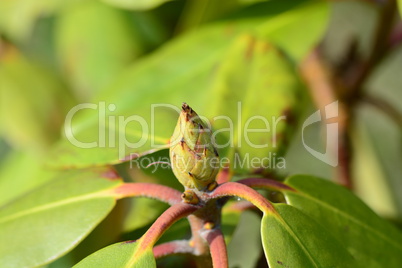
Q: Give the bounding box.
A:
[170,103,219,190]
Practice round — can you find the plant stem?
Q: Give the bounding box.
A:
[209,182,276,215]
[216,166,231,184]
[141,203,198,247]
[203,228,228,268]
[113,183,182,205]
[153,240,194,259]
[128,203,199,267]
[300,49,353,188]
[237,178,295,192]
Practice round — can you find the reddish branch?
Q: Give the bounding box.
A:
[216,166,231,184]
[153,240,194,258]
[203,229,228,268]
[300,49,353,188]
[140,203,199,249]
[113,183,182,205]
[209,182,276,214]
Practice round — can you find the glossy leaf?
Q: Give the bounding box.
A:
[284,175,402,267]
[49,1,328,169]
[0,168,121,268]
[55,1,144,100]
[74,240,155,268]
[261,204,357,268]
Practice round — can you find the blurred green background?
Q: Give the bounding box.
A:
[1,0,402,267]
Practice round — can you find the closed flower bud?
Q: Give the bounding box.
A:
[170,103,219,190]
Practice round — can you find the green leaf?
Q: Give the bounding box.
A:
[0,0,81,41]
[0,151,56,207]
[227,210,261,268]
[398,0,402,16]
[256,1,328,62]
[352,105,401,217]
[48,18,263,169]
[101,0,171,10]
[284,175,402,267]
[221,202,243,245]
[74,240,156,268]
[0,168,121,268]
[0,49,75,152]
[208,35,303,173]
[123,198,168,233]
[261,204,357,268]
[48,1,327,169]
[55,1,145,100]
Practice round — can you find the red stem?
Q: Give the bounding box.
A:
[204,229,228,268]
[113,183,182,205]
[128,203,198,265]
[216,166,231,184]
[209,182,276,215]
[140,203,199,248]
[153,240,194,259]
[237,178,295,192]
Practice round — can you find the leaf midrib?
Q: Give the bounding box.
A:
[0,190,115,224]
[288,191,402,250]
[275,215,320,267]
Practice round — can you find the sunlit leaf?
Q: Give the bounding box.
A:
[74,240,155,268]
[0,168,121,268]
[55,1,145,100]
[207,35,303,173]
[49,1,328,169]
[284,175,402,267]
[0,151,56,207]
